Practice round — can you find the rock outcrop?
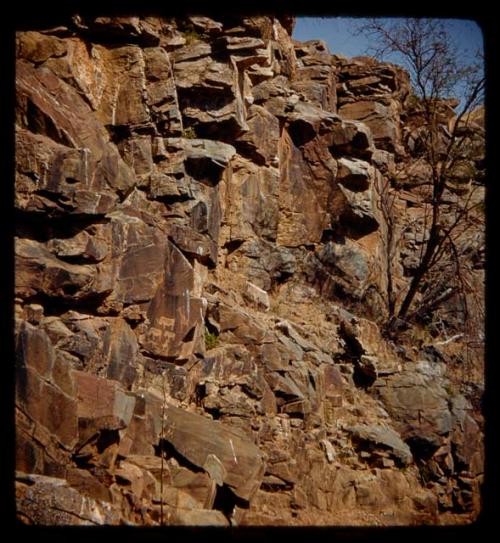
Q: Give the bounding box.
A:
[15,15,485,526]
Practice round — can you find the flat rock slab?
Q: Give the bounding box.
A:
[373,368,452,450]
[183,138,236,168]
[16,322,78,451]
[163,404,265,501]
[73,371,136,431]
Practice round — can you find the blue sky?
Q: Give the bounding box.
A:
[292,18,484,108]
[292,17,483,65]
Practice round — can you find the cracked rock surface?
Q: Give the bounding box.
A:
[15,14,484,526]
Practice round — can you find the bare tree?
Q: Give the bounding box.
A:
[374,172,399,319]
[359,18,485,328]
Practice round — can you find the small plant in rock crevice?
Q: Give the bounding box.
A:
[182,25,204,45]
[183,126,198,139]
[205,331,219,350]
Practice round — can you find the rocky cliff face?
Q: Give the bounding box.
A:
[15,15,485,526]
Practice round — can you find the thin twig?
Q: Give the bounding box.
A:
[160,374,167,526]
[434,333,463,346]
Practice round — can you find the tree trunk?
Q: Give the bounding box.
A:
[397,224,440,321]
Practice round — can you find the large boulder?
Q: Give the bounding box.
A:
[226,238,295,291]
[183,138,236,181]
[73,371,136,432]
[339,100,401,153]
[373,362,453,458]
[309,239,373,300]
[162,404,266,502]
[15,238,99,301]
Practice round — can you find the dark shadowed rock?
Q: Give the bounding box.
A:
[337,157,373,191]
[329,119,375,160]
[184,138,236,177]
[226,238,295,291]
[17,31,67,63]
[15,238,99,301]
[312,240,371,299]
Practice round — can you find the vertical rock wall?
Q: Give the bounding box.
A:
[15,15,484,526]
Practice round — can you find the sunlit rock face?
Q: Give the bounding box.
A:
[15,14,484,527]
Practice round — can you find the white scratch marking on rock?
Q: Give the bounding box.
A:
[185,288,190,321]
[111,85,120,125]
[229,438,238,464]
[81,148,90,185]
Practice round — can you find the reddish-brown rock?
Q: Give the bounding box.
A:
[16,322,78,457]
[162,404,266,502]
[14,14,484,527]
[16,473,121,525]
[339,100,402,153]
[74,371,136,431]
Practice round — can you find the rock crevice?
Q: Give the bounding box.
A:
[15,14,484,526]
